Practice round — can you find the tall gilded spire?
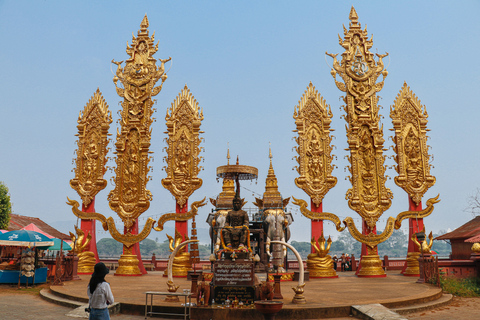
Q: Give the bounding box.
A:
[227,144,230,165]
[262,146,283,208]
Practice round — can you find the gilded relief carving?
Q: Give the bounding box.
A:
[108,15,170,232]
[293,82,337,206]
[162,85,204,206]
[390,82,436,205]
[323,7,394,276]
[70,89,112,205]
[67,16,208,276]
[327,7,392,229]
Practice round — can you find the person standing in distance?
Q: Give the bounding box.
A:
[87,262,114,320]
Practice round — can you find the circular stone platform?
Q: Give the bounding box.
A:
[49,270,442,319]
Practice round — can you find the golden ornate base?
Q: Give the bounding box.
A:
[403,251,420,276]
[357,254,386,277]
[291,283,307,304]
[267,272,294,282]
[115,254,141,276]
[77,251,96,274]
[163,252,192,277]
[306,256,338,278]
[308,268,338,278]
[202,272,213,281]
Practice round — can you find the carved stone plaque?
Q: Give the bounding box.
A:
[213,260,254,286]
[212,285,255,304]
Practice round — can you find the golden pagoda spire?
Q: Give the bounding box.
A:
[262,145,283,208]
[227,143,230,165]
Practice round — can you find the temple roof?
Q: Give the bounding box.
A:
[7,213,70,240]
[435,216,480,241]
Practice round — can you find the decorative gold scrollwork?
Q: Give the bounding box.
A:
[343,216,396,250]
[394,195,440,228]
[66,197,155,248]
[67,197,206,247]
[292,197,345,232]
[154,198,207,232]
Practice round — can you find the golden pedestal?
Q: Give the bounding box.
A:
[357,254,385,277]
[115,254,141,276]
[306,256,337,278]
[163,251,192,277]
[403,251,420,276]
[267,272,294,281]
[77,251,96,274]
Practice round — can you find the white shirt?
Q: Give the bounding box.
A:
[87,282,114,309]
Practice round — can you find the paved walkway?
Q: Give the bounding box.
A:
[0,291,149,320]
[0,290,351,320]
[405,296,480,320]
[1,271,479,319]
[51,271,442,308]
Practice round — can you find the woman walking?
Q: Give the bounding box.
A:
[87,262,114,320]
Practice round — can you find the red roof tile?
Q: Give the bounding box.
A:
[7,214,70,240]
[435,216,480,241]
[465,234,480,243]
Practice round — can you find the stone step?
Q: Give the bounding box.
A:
[392,293,453,315]
[40,288,85,309]
[350,293,453,319]
[352,304,408,320]
[40,288,121,318]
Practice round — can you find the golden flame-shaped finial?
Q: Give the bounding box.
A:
[349,6,359,25]
[140,14,149,32]
[227,143,230,165]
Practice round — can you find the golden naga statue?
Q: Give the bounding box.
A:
[412,230,434,254]
[163,230,192,277]
[69,226,96,274]
[307,233,337,278]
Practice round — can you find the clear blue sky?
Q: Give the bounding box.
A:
[0,1,479,244]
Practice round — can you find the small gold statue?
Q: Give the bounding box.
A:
[69,226,96,274]
[306,233,337,278]
[412,229,434,254]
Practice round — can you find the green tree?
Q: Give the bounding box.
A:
[332,232,361,257]
[290,240,311,253]
[96,238,123,257]
[139,238,158,255]
[432,230,452,257]
[0,182,12,230]
[377,229,408,257]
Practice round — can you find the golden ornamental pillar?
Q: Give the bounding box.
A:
[390,83,437,276]
[67,15,207,277]
[107,15,171,276]
[161,85,204,276]
[70,89,112,274]
[292,82,338,278]
[327,7,392,277]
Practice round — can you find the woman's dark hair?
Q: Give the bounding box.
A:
[89,262,110,294]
